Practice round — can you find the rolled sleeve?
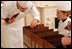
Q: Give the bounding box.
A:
[33,15,40,20]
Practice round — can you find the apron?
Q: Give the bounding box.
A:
[1,1,25,48]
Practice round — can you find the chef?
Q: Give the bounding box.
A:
[57,1,71,48]
[1,1,40,48]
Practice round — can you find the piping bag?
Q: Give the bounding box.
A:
[2,13,19,23]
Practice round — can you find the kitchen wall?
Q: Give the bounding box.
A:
[25,1,57,30]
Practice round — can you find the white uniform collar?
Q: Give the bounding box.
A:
[60,17,71,27]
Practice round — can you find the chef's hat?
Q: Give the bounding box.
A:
[57,1,71,11]
[18,1,31,8]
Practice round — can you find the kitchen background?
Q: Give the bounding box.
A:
[1,1,68,48]
[25,1,57,30]
[1,1,58,30]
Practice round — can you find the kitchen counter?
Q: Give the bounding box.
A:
[23,24,64,48]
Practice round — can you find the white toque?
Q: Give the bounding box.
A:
[57,1,71,11]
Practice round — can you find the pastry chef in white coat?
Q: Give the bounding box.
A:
[1,1,40,48]
[57,1,71,48]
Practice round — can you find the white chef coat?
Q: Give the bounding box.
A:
[1,1,40,48]
[58,17,71,37]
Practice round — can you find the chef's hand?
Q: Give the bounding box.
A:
[6,18,15,24]
[30,19,38,28]
[61,37,71,48]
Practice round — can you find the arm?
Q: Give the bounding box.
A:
[1,2,15,24]
[65,21,71,31]
[65,17,71,31]
[30,2,40,21]
[28,2,40,28]
[1,3,9,24]
[1,6,8,18]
